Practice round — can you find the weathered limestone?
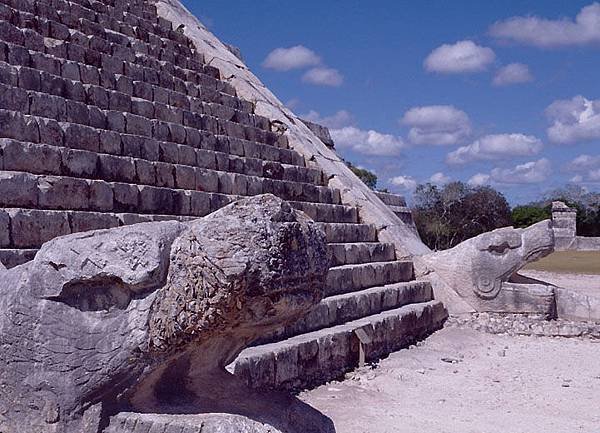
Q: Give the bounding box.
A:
[552,201,600,251]
[415,221,556,315]
[0,195,330,433]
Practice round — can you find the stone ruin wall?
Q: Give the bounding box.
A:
[552,201,600,251]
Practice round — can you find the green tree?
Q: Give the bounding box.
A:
[511,205,551,228]
[412,182,512,250]
[345,161,378,190]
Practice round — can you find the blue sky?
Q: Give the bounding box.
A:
[182,1,600,205]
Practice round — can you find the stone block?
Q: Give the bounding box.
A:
[86,85,109,109]
[80,64,100,85]
[89,180,113,211]
[153,86,169,104]
[109,91,132,112]
[38,118,64,147]
[89,106,107,129]
[231,174,248,196]
[138,185,175,214]
[62,123,99,152]
[122,134,144,158]
[8,209,70,248]
[155,162,175,188]
[29,93,66,121]
[140,138,159,161]
[0,171,38,207]
[0,62,17,87]
[184,127,201,148]
[169,123,186,144]
[65,100,90,125]
[8,44,31,67]
[195,168,219,193]
[107,110,126,133]
[31,52,61,76]
[153,120,171,142]
[135,158,156,185]
[99,130,122,154]
[190,191,210,217]
[177,145,196,166]
[101,54,124,75]
[196,149,217,170]
[131,97,154,118]
[174,190,192,215]
[61,61,80,81]
[159,141,179,164]
[61,148,98,177]
[175,164,196,190]
[1,139,61,175]
[98,154,136,183]
[0,84,28,113]
[38,176,89,210]
[115,75,134,96]
[17,67,41,91]
[69,211,120,235]
[112,182,139,213]
[133,81,153,100]
[0,209,9,247]
[125,113,152,137]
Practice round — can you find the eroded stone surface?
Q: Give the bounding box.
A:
[415,220,556,315]
[0,194,329,433]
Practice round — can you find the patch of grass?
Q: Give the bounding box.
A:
[524,251,600,275]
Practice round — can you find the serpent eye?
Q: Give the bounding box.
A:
[487,242,511,255]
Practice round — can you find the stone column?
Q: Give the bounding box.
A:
[552,201,577,251]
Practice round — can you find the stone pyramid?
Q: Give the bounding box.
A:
[0,0,446,392]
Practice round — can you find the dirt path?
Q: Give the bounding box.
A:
[300,327,600,433]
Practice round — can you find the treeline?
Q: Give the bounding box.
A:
[413,183,600,251]
[512,185,600,237]
[345,163,599,250]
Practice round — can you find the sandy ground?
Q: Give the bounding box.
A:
[300,327,600,433]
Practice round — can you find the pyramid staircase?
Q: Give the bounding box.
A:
[0,0,447,391]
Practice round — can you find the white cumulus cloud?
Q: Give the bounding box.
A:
[446,134,543,165]
[468,173,491,187]
[262,45,321,71]
[429,172,452,185]
[401,105,472,146]
[546,96,600,144]
[564,154,600,182]
[302,67,344,87]
[489,3,600,48]
[424,40,496,74]
[389,175,418,192]
[493,63,534,86]
[331,127,405,157]
[490,158,552,184]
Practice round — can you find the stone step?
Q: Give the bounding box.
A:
[316,223,378,244]
[0,12,280,139]
[256,281,433,346]
[325,261,414,297]
[0,248,36,268]
[0,138,325,196]
[0,168,338,217]
[0,0,238,104]
[0,203,366,252]
[0,64,291,159]
[290,202,358,225]
[328,242,395,266]
[230,300,448,391]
